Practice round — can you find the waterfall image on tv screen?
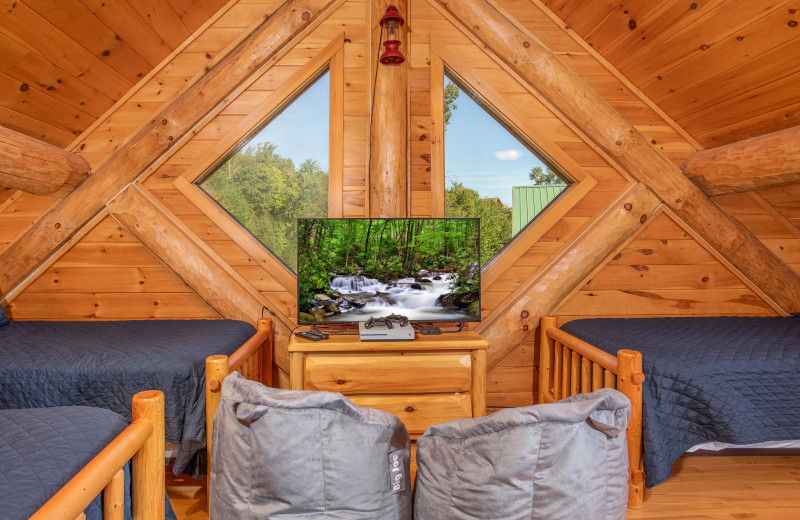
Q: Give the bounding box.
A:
[297,218,480,324]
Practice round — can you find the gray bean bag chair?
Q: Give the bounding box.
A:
[413,388,631,520]
[209,372,412,519]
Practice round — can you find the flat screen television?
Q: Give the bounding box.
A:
[297,218,480,325]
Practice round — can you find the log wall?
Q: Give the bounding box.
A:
[1,0,797,409]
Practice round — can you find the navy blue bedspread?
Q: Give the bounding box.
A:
[561,316,800,487]
[0,406,176,520]
[0,319,255,478]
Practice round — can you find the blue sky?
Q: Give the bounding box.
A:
[242,73,553,207]
[444,78,549,206]
[248,71,331,171]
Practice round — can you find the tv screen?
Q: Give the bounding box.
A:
[297,218,480,324]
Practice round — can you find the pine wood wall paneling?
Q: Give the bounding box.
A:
[618,0,791,94]
[432,0,800,316]
[0,0,340,297]
[549,0,800,146]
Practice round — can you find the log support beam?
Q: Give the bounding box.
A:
[369,0,408,217]
[0,0,338,296]
[107,185,293,372]
[683,125,800,196]
[0,126,90,197]
[432,0,800,314]
[478,182,661,368]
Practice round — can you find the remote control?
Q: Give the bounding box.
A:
[296,330,325,341]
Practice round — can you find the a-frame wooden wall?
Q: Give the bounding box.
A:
[1,0,798,409]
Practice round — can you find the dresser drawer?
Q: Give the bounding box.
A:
[304,352,471,394]
[349,394,472,436]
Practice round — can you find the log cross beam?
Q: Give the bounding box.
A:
[683,125,800,196]
[432,0,800,315]
[0,126,90,197]
[0,0,339,296]
[478,183,661,368]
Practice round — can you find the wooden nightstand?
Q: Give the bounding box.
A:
[288,331,489,437]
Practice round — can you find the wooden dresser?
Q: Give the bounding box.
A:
[288,331,489,437]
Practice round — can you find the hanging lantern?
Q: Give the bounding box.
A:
[379,5,405,65]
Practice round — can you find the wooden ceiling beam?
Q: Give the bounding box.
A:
[0,0,338,296]
[431,0,800,316]
[683,125,800,196]
[0,125,90,197]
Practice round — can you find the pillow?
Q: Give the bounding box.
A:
[210,372,412,520]
[0,304,8,327]
[414,388,631,520]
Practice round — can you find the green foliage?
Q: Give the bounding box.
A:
[199,142,328,271]
[445,181,512,265]
[297,219,480,313]
[444,82,460,131]
[529,165,562,185]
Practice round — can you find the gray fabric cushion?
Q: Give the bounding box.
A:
[413,388,631,520]
[209,372,412,519]
[0,305,7,327]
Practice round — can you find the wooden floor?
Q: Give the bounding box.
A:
[167,455,800,519]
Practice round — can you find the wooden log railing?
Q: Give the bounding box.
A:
[538,316,645,509]
[205,318,273,481]
[30,390,165,520]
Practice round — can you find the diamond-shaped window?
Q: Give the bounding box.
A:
[444,72,572,265]
[198,70,330,272]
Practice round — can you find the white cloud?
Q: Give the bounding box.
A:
[494,149,523,161]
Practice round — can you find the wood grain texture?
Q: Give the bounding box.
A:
[0,0,339,297]
[683,126,800,196]
[369,0,408,217]
[478,182,661,369]
[432,0,800,315]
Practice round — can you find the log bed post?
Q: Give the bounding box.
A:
[538,315,558,404]
[617,349,645,509]
[30,391,164,520]
[131,390,165,520]
[205,317,273,491]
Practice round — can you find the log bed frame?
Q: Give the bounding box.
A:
[26,317,273,520]
[31,390,166,520]
[538,316,645,509]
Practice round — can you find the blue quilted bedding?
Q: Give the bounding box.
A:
[560,316,800,487]
[0,319,255,478]
[0,406,176,520]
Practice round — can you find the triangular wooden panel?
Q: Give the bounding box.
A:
[554,212,776,318]
[8,215,218,320]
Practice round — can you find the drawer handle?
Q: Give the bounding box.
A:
[404,406,415,413]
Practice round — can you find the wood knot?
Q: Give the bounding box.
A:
[54,222,61,229]
[628,20,636,30]
[789,20,798,27]
[161,119,168,125]
[521,310,529,319]
[640,214,647,223]
[19,83,29,91]
[335,379,347,385]
[624,203,633,211]
[700,44,710,50]
[523,41,530,48]
[631,469,644,484]
[615,140,623,146]
[207,379,220,391]
[523,324,529,331]
[102,50,111,56]
[301,11,310,20]
[404,406,415,413]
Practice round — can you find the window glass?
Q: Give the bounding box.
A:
[443,74,571,264]
[198,71,330,271]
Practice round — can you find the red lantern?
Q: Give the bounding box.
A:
[379,5,405,65]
